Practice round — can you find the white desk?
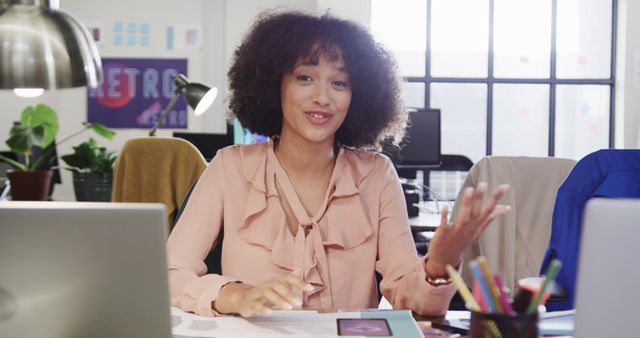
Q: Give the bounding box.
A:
[409,200,453,231]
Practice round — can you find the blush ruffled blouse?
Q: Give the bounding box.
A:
[167,139,456,316]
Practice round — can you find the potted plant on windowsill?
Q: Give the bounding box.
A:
[0,104,115,201]
[61,137,117,202]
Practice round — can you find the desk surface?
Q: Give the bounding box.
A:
[409,200,452,231]
[171,306,424,338]
[410,212,442,231]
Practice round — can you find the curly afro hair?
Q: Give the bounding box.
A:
[227,10,407,149]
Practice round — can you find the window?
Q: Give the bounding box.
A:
[371,0,616,162]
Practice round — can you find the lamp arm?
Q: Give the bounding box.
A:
[149,92,181,136]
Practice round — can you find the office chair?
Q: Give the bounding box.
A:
[540,149,640,311]
[111,137,207,229]
[450,156,576,295]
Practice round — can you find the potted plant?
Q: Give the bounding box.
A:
[61,137,117,201]
[0,104,115,200]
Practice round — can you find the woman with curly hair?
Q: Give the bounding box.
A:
[167,10,510,318]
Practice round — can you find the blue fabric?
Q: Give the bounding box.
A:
[540,149,640,311]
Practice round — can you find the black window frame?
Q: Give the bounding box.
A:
[400,0,617,156]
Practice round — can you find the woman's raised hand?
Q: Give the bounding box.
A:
[425,183,510,277]
[214,271,314,317]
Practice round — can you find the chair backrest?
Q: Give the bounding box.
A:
[539,149,640,311]
[112,137,207,228]
[451,156,576,295]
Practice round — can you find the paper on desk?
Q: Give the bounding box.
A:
[445,311,470,320]
[540,309,575,335]
[171,306,360,338]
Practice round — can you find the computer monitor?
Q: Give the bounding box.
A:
[382,109,441,168]
[173,124,234,161]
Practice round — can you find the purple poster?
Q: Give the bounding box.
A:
[88,58,188,129]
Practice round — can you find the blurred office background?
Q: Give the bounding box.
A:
[0,0,638,202]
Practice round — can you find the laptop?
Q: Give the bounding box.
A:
[574,198,640,338]
[0,202,172,338]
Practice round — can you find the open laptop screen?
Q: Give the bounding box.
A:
[0,202,172,338]
[573,198,640,338]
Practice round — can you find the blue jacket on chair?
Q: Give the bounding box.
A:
[540,149,640,311]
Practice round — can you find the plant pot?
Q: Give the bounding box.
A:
[6,170,53,201]
[72,172,113,202]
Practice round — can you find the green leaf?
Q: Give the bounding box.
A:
[0,154,28,171]
[6,133,31,154]
[60,139,117,174]
[15,104,59,149]
[31,104,59,148]
[19,106,34,126]
[89,123,116,140]
[88,137,97,148]
[5,125,44,154]
[6,126,36,155]
[31,125,46,144]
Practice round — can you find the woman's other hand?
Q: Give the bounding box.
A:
[214,272,314,317]
[425,183,510,278]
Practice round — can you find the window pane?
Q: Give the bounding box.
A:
[403,82,425,109]
[493,84,549,156]
[371,0,426,77]
[430,83,487,163]
[555,85,610,160]
[431,0,489,78]
[493,0,551,78]
[556,0,612,79]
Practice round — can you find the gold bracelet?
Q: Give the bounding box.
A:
[426,272,453,287]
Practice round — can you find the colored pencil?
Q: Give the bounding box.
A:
[477,256,504,314]
[469,260,496,313]
[494,274,515,315]
[526,259,562,314]
[446,264,481,312]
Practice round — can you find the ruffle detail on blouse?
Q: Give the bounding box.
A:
[235,140,379,306]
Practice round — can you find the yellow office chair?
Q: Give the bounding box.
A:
[111,137,207,229]
[450,156,576,295]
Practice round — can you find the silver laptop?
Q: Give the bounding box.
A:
[574,198,640,338]
[0,202,172,338]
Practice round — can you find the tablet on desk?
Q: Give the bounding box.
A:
[337,318,392,336]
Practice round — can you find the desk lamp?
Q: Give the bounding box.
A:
[148,74,218,137]
[0,0,102,97]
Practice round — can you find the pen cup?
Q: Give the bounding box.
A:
[470,311,538,338]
